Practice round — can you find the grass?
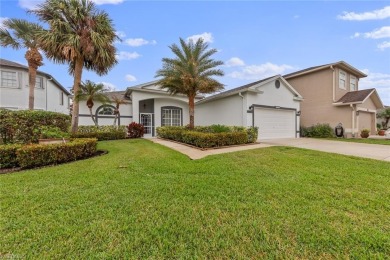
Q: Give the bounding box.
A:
[1,139,389,258]
[325,137,390,145]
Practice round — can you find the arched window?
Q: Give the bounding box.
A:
[96,105,115,115]
[161,106,182,126]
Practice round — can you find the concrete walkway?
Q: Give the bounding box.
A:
[151,138,390,162]
[262,138,390,162]
[150,138,274,159]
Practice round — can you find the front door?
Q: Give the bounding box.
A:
[140,113,154,137]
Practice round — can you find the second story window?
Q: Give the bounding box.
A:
[1,70,18,88]
[350,75,357,91]
[35,76,44,89]
[339,70,346,90]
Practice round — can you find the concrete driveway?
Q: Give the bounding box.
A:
[262,138,390,162]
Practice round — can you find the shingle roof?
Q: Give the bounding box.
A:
[196,76,275,104]
[0,58,71,95]
[104,91,131,102]
[336,89,374,103]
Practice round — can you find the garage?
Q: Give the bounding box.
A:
[253,106,297,139]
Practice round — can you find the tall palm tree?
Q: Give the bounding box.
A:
[0,19,44,110]
[31,0,118,133]
[75,80,109,126]
[155,38,224,129]
[111,95,126,126]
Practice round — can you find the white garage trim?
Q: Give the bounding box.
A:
[249,104,300,139]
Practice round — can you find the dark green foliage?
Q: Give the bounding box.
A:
[300,123,334,138]
[157,125,258,148]
[16,138,97,169]
[36,126,70,139]
[127,122,144,138]
[0,109,71,144]
[0,144,22,169]
[71,125,126,140]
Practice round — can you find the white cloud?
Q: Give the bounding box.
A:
[226,57,245,67]
[228,62,295,80]
[338,6,390,21]
[18,0,43,10]
[352,26,390,39]
[187,32,214,44]
[115,51,141,60]
[360,69,390,105]
[378,41,390,50]
[115,31,126,38]
[124,38,157,47]
[100,82,117,92]
[125,74,137,82]
[92,0,124,5]
[0,17,7,28]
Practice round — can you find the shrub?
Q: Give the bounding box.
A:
[127,122,144,138]
[0,109,71,144]
[157,125,258,148]
[360,129,370,138]
[300,123,334,138]
[71,125,126,141]
[35,126,70,139]
[16,138,97,169]
[0,144,22,169]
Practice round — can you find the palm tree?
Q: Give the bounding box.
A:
[155,38,224,129]
[111,95,126,127]
[0,19,44,110]
[75,80,109,126]
[31,0,118,133]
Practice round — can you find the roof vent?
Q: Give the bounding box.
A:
[275,80,280,89]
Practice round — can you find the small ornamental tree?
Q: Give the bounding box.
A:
[127,122,144,138]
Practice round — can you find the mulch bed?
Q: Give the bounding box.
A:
[0,150,108,175]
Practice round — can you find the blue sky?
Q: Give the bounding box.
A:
[1,0,389,104]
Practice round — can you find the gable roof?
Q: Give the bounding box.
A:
[0,58,71,96]
[284,61,367,79]
[196,75,303,105]
[104,91,131,103]
[334,88,384,108]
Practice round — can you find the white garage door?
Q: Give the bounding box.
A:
[254,107,296,139]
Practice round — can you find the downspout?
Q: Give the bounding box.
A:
[239,92,245,126]
[350,104,355,137]
[330,65,335,102]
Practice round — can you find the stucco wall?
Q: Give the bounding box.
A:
[0,67,69,114]
[154,98,189,128]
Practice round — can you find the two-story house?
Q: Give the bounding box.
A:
[0,58,70,114]
[284,61,384,137]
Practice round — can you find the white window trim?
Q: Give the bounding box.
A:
[35,76,44,89]
[162,107,182,126]
[339,70,346,90]
[1,69,20,89]
[350,75,357,91]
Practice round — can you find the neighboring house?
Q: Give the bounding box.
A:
[80,75,303,140]
[196,75,303,139]
[284,61,384,137]
[0,58,70,114]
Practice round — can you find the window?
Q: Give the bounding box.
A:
[339,70,346,90]
[162,107,182,126]
[1,70,18,88]
[35,76,43,89]
[98,106,115,115]
[350,75,357,91]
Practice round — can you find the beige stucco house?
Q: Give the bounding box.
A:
[284,61,384,137]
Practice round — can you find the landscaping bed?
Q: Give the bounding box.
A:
[157,125,258,148]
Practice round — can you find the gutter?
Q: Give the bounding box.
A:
[330,65,335,102]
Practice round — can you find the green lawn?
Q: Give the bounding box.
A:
[325,137,390,145]
[1,139,389,258]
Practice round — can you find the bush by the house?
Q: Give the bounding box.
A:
[0,144,22,169]
[157,125,258,148]
[36,126,70,139]
[300,123,334,138]
[0,109,71,144]
[71,125,126,140]
[16,138,97,169]
[127,122,144,138]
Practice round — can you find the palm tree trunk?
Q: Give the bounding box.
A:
[113,115,118,126]
[71,58,84,134]
[188,94,195,129]
[89,107,97,126]
[27,66,36,110]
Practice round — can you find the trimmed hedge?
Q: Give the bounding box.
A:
[71,125,126,140]
[0,144,22,169]
[301,123,334,138]
[157,125,258,149]
[0,109,71,144]
[16,138,97,169]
